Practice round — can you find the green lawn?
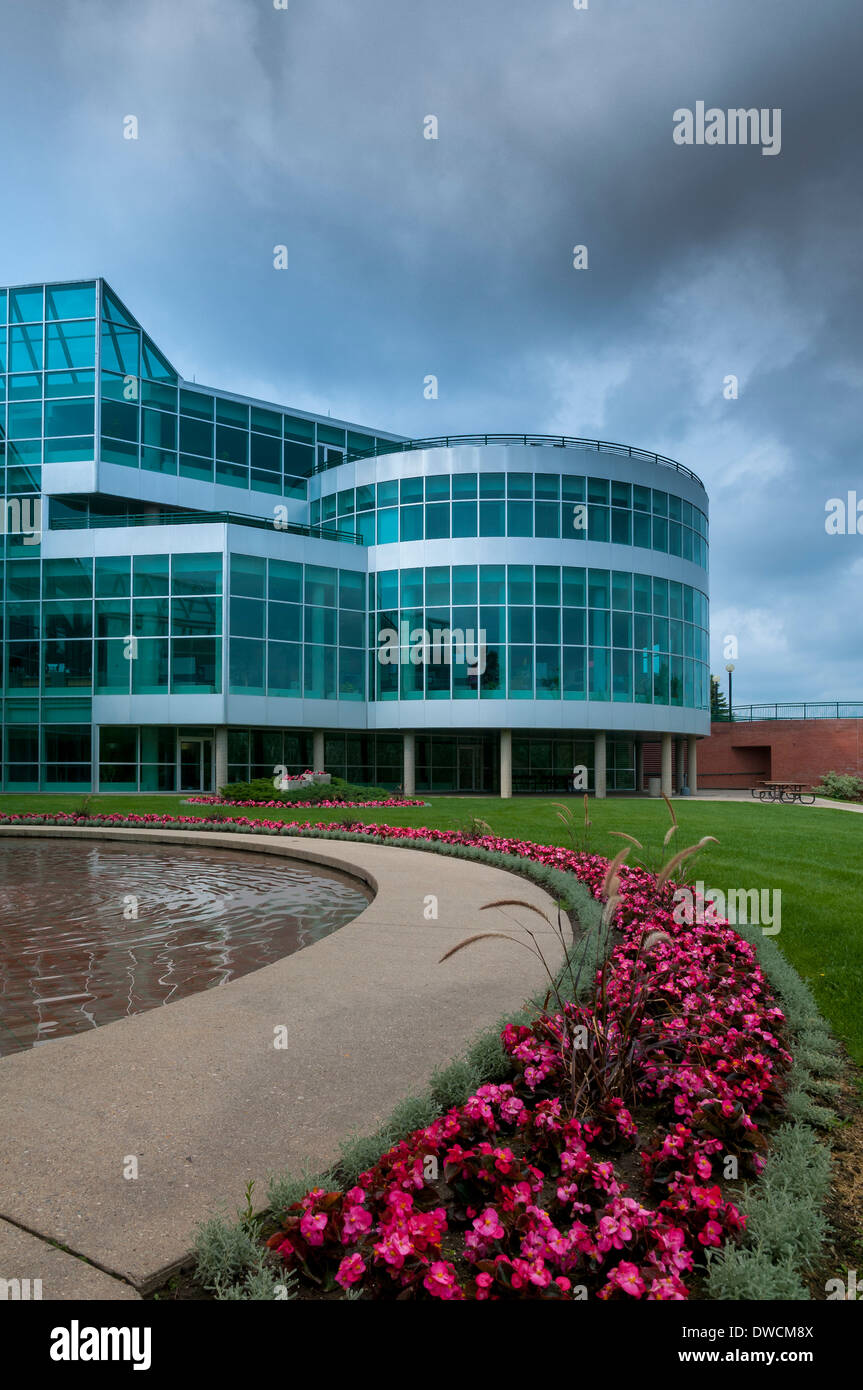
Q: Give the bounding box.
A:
[2,792,861,1065]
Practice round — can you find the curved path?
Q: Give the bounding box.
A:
[0,827,565,1298]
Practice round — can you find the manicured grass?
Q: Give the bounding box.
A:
[2,792,861,1064]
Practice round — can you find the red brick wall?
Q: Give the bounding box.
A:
[697,719,863,790]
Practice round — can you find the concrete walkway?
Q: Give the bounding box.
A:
[0,828,566,1296]
[687,790,863,812]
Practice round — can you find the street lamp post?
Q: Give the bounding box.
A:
[725,662,735,720]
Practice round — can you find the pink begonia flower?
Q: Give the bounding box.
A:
[342,1204,373,1241]
[610,1262,647,1297]
[299,1211,328,1246]
[472,1208,504,1239]
[335,1253,366,1289]
[698,1220,724,1248]
[423,1262,462,1300]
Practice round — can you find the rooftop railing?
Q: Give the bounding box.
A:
[314,433,706,490]
[726,702,863,721]
[49,510,363,545]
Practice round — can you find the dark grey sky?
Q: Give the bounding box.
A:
[2,0,861,702]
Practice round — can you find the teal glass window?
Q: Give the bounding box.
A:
[425,502,449,538]
[95,556,131,598]
[101,324,139,375]
[339,569,365,610]
[8,371,41,400]
[8,402,41,438]
[508,647,533,697]
[376,570,399,609]
[305,607,336,645]
[452,565,477,605]
[479,565,505,604]
[479,500,505,536]
[171,637,220,692]
[46,282,96,320]
[588,569,610,608]
[452,472,477,499]
[230,597,264,639]
[425,474,451,501]
[562,474,585,502]
[102,399,139,442]
[230,554,265,598]
[535,473,560,499]
[230,639,265,693]
[305,565,337,608]
[563,647,586,699]
[216,425,247,466]
[507,501,532,536]
[10,325,42,372]
[44,368,94,398]
[479,472,505,498]
[44,557,93,599]
[46,321,95,370]
[269,559,302,604]
[173,596,220,636]
[535,567,560,605]
[452,501,477,537]
[172,553,221,596]
[356,484,375,511]
[377,507,398,543]
[588,507,609,542]
[267,642,301,696]
[589,648,610,700]
[400,505,423,541]
[563,567,586,607]
[180,415,213,456]
[41,398,92,438]
[611,509,631,544]
[10,287,43,322]
[507,472,532,498]
[563,608,585,644]
[535,502,560,537]
[400,476,423,503]
[507,566,532,605]
[304,645,337,698]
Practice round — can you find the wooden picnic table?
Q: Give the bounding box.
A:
[750,781,816,805]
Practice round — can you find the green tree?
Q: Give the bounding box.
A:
[710,674,731,721]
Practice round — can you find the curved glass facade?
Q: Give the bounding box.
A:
[0,278,710,794]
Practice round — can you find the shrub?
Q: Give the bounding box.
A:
[812,770,863,802]
[218,775,396,805]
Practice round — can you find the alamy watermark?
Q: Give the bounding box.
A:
[377,621,487,677]
[673,880,781,936]
[1,497,41,544]
[673,102,781,157]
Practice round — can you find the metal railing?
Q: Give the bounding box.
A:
[50,510,363,545]
[727,702,863,721]
[311,433,706,490]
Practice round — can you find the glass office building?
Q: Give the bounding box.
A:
[0,278,710,796]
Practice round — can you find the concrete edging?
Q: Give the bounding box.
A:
[0,826,566,1296]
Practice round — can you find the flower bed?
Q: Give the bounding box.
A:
[0,810,801,1300]
[185,796,427,810]
[258,833,790,1300]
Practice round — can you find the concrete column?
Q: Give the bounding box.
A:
[500,728,512,800]
[661,732,673,799]
[313,729,325,773]
[214,727,228,794]
[594,730,607,799]
[403,731,416,797]
[687,735,698,795]
[675,737,685,794]
[635,741,644,794]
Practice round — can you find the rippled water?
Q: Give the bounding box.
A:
[0,839,370,1057]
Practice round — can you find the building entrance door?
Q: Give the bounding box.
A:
[178,738,213,793]
[457,745,481,792]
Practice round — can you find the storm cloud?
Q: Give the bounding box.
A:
[1,0,861,701]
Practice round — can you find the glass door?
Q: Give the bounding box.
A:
[178,738,213,792]
[457,745,478,791]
